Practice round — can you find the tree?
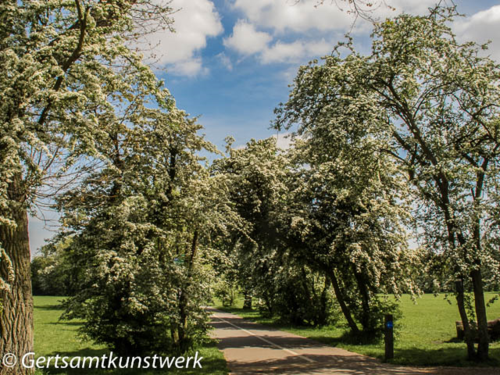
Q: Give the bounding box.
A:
[275,6,500,360]
[0,1,173,371]
[59,98,240,355]
[278,129,414,337]
[31,237,78,296]
[214,137,377,328]
[211,138,298,318]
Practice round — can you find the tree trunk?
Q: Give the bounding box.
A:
[455,279,476,360]
[263,292,273,317]
[301,266,312,304]
[471,269,489,361]
[178,231,199,353]
[326,268,359,335]
[178,288,189,353]
[471,212,489,361]
[0,208,34,375]
[354,270,372,334]
[442,201,482,361]
[318,277,330,326]
[243,290,252,310]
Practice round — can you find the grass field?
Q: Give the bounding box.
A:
[214,293,500,367]
[32,293,500,372]
[33,296,228,375]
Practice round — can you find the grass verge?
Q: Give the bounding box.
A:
[214,293,500,367]
[34,296,228,375]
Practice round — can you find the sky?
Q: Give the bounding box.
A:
[29,0,500,254]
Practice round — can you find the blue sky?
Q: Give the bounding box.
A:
[29,0,500,254]
[157,0,500,149]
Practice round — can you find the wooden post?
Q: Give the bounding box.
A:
[385,314,394,360]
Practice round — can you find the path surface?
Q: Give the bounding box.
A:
[209,308,500,375]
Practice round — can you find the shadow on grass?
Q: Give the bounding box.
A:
[39,341,227,375]
[443,337,500,344]
[47,321,83,326]
[294,329,500,368]
[35,304,65,311]
[386,346,500,367]
[304,331,382,348]
[443,337,463,344]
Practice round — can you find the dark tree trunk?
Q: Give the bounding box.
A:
[471,268,489,361]
[455,279,476,360]
[263,292,273,317]
[301,266,312,303]
[441,199,484,361]
[354,270,372,334]
[178,288,189,352]
[178,231,199,353]
[243,290,252,310]
[318,277,330,326]
[326,268,359,335]
[0,207,34,375]
[471,212,489,361]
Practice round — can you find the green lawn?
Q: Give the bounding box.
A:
[33,293,500,372]
[214,293,500,367]
[34,296,228,375]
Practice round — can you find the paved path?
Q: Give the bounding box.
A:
[209,308,500,375]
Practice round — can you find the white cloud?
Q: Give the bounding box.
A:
[262,39,331,64]
[274,132,296,150]
[232,0,355,33]
[262,41,304,63]
[225,0,467,66]
[374,0,444,18]
[216,52,233,71]
[234,144,246,150]
[135,0,223,76]
[223,20,273,55]
[224,21,332,65]
[231,0,443,34]
[454,5,500,62]
[232,133,297,151]
[170,57,208,76]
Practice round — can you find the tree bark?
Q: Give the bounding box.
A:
[354,270,372,333]
[178,230,199,352]
[243,290,252,310]
[318,277,330,326]
[326,268,359,335]
[440,196,480,361]
[454,279,475,360]
[0,207,34,375]
[471,206,489,361]
[471,268,489,361]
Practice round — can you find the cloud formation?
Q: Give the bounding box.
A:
[231,0,354,33]
[262,39,332,64]
[454,5,500,62]
[231,0,440,33]
[223,20,273,55]
[224,0,449,66]
[274,133,297,150]
[137,0,223,76]
[216,53,234,71]
[223,19,333,65]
